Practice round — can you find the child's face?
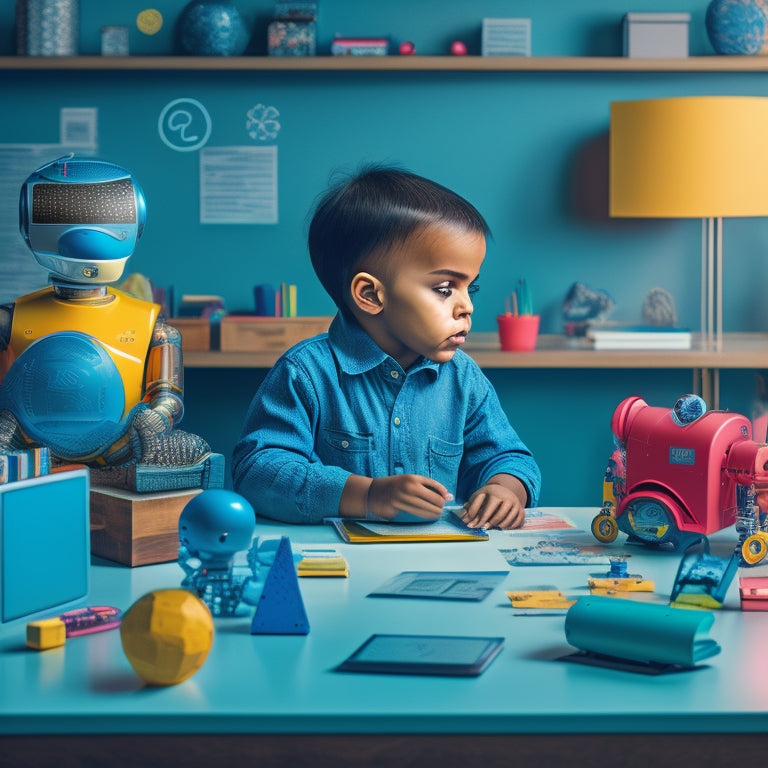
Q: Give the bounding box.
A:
[372,223,485,369]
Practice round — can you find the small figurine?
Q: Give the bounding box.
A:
[642,286,678,327]
[562,281,614,337]
[0,155,223,492]
[178,489,265,617]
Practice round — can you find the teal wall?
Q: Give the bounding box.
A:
[0,1,765,507]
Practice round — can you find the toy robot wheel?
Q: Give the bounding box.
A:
[591,513,619,543]
[741,533,768,566]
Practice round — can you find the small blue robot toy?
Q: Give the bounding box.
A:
[178,489,269,617]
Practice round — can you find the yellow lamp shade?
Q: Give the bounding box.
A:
[610,96,768,218]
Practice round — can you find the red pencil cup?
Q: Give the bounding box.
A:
[497,314,540,352]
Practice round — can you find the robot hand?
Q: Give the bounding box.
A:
[177,544,203,588]
[129,404,173,464]
[132,405,172,441]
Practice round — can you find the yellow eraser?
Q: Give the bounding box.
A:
[506,590,577,609]
[26,618,66,650]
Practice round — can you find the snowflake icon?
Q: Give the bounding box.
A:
[246,104,281,141]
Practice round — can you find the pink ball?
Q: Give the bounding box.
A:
[399,41,416,55]
[450,40,468,56]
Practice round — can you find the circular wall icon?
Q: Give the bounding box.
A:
[158,98,212,152]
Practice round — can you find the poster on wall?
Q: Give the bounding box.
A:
[0,109,98,305]
[199,145,278,225]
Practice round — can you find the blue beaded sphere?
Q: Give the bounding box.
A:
[706,0,768,55]
[178,1,249,56]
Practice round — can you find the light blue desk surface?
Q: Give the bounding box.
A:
[2,508,767,746]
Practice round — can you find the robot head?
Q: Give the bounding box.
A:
[19,155,146,285]
[179,490,256,558]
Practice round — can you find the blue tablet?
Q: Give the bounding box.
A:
[337,634,504,677]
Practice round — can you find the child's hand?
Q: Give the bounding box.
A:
[367,475,451,521]
[460,476,527,530]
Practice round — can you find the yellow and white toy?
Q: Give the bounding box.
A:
[0,155,223,492]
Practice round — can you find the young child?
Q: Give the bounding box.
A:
[232,165,541,529]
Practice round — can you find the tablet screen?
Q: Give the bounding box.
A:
[337,634,504,677]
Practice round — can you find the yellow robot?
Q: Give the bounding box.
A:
[0,155,223,492]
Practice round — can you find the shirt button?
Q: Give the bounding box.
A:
[394,417,401,427]
[341,440,349,448]
[390,370,399,379]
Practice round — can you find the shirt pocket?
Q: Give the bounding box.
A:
[320,428,374,475]
[427,436,464,491]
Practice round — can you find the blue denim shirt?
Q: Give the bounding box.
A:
[232,313,541,524]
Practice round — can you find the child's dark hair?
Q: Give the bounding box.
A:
[308,165,490,312]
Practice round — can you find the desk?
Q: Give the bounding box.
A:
[2,508,768,767]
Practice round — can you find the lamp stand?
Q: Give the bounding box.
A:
[701,217,723,352]
[700,217,722,409]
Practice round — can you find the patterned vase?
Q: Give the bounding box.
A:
[178,0,249,56]
[705,0,768,55]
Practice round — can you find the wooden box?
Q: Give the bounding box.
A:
[90,486,201,567]
[167,317,211,351]
[220,316,332,352]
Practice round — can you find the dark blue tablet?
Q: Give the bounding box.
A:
[337,634,505,677]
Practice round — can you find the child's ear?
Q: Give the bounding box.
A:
[350,272,384,315]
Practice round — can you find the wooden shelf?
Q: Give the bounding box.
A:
[2,55,768,72]
[182,332,768,370]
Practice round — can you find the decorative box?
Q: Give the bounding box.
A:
[90,486,202,567]
[482,18,531,57]
[739,577,768,611]
[268,19,316,56]
[268,0,317,56]
[623,13,690,58]
[100,25,129,56]
[219,316,332,352]
[168,317,211,352]
[331,37,389,56]
[1,468,89,623]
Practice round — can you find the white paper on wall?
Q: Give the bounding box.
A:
[199,145,278,225]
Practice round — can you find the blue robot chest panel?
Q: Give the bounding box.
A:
[0,331,127,459]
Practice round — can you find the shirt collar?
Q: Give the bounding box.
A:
[328,312,440,379]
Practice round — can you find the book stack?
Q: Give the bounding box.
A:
[297,547,349,577]
[586,325,692,350]
[0,446,50,484]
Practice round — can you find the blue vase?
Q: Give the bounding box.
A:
[178,1,249,56]
[706,0,768,55]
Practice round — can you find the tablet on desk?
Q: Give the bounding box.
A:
[337,634,505,677]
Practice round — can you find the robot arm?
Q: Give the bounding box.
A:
[0,303,13,383]
[724,440,768,487]
[725,439,768,514]
[142,317,185,428]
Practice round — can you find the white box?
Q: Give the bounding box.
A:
[482,18,531,57]
[623,13,690,58]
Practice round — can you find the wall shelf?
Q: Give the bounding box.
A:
[183,332,768,409]
[183,332,768,369]
[2,55,768,72]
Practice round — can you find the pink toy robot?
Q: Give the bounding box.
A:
[592,394,768,563]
